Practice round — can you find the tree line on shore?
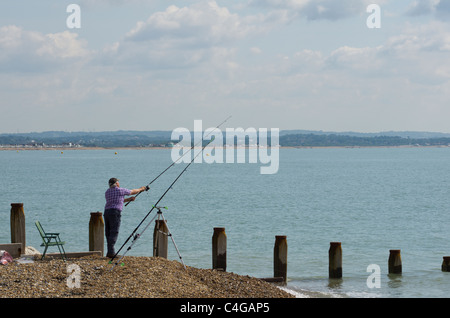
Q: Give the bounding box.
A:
[1,131,450,148]
[279,133,450,147]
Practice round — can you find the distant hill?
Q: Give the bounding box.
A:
[0,130,173,148]
[279,130,450,139]
[279,133,450,147]
[1,129,450,148]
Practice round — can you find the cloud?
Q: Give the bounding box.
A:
[406,0,438,16]
[250,0,373,20]
[223,19,450,132]
[250,47,262,54]
[317,21,450,85]
[240,19,450,116]
[125,2,254,45]
[0,25,89,73]
[300,0,370,20]
[406,0,450,19]
[383,21,450,53]
[98,1,270,71]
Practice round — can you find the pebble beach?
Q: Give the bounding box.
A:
[0,253,294,298]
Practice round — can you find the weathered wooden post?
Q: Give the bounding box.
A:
[329,242,342,279]
[153,219,168,258]
[388,249,402,274]
[274,235,287,283]
[442,256,450,272]
[89,212,104,256]
[212,227,227,271]
[10,203,26,254]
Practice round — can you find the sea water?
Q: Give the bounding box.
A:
[1,147,450,298]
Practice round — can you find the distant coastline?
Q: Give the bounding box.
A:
[2,129,450,149]
[1,144,449,151]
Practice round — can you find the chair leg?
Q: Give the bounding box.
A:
[61,245,67,260]
[42,245,48,260]
[56,235,67,261]
[57,244,67,261]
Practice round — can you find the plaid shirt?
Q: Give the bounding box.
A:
[104,187,131,211]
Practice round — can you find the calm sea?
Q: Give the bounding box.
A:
[1,147,450,298]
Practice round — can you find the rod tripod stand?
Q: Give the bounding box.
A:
[153,206,186,269]
[110,205,186,270]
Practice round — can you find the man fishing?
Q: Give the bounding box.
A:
[104,178,149,258]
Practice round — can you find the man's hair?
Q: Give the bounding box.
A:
[108,178,119,187]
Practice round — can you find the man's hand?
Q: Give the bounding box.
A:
[124,196,136,203]
[140,185,150,192]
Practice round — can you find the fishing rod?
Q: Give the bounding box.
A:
[109,133,218,268]
[124,115,232,207]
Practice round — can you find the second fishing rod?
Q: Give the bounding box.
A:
[109,133,218,266]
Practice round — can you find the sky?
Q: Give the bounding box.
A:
[0,0,449,133]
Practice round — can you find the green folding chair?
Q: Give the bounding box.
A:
[35,221,67,261]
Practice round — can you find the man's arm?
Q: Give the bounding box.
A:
[130,186,148,195]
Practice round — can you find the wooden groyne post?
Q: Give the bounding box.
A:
[89,212,104,256]
[388,249,402,274]
[212,227,227,271]
[442,257,450,272]
[153,219,168,258]
[442,256,450,272]
[10,203,26,254]
[329,242,342,279]
[274,235,287,283]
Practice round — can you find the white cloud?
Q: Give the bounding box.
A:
[311,21,450,86]
[125,2,253,45]
[384,22,450,53]
[37,32,90,59]
[250,0,374,20]
[406,0,439,16]
[251,0,310,10]
[96,1,273,71]
[0,25,89,72]
[250,47,263,54]
[261,20,450,83]
[214,17,450,131]
[406,0,450,18]
[300,0,371,20]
